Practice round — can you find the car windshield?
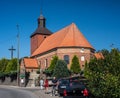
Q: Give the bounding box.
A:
[70,81,86,88]
[71,81,83,85]
[59,79,69,85]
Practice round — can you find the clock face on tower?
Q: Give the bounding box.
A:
[80,48,84,53]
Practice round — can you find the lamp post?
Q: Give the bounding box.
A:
[16,24,20,86]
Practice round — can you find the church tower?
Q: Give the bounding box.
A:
[30,14,52,55]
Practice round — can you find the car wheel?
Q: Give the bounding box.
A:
[58,93,62,97]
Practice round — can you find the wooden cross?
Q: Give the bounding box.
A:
[8,46,16,59]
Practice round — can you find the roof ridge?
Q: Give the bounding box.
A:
[59,24,72,46]
[59,23,78,47]
[72,23,76,46]
[73,23,94,49]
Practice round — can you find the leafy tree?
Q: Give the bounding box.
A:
[100,49,109,58]
[109,48,120,76]
[46,56,59,75]
[5,58,17,73]
[84,48,120,98]
[0,58,9,72]
[70,55,81,74]
[53,59,70,78]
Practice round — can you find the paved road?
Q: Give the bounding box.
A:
[20,87,60,98]
[0,86,39,98]
[0,86,86,98]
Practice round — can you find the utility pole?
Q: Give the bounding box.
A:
[8,45,16,59]
[16,24,20,86]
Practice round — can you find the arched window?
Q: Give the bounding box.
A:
[38,61,41,69]
[64,55,69,64]
[81,56,85,61]
[45,59,48,68]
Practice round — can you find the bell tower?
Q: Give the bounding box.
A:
[38,14,46,28]
[30,14,52,55]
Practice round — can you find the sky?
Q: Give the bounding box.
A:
[0,0,120,59]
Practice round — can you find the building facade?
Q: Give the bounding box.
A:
[19,13,106,87]
[30,14,95,70]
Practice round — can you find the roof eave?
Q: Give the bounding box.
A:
[30,27,53,38]
[31,46,95,57]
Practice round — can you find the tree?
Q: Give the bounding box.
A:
[45,56,59,76]
[70,55,81,74]
[0,58,9,73]
[53,59,70,78]
[5,58,17,73]
[109,48,120,76]
[84,48,120,98]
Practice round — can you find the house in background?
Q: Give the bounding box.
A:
[20,58,39,86]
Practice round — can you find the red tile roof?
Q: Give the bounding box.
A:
[94,52,104,59]
[24,58,38,68]
[32,23,94,56]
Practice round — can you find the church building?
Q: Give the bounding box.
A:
[32,13,95,68]
[20,13,104,86]
[20,13,96,72]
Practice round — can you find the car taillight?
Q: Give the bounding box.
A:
[63,89,67,96]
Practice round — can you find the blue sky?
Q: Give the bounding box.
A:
[0,0,120,59]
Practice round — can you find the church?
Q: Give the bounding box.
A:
[20,13,103,86]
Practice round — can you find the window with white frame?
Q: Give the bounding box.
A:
[81,56,85,61]
[45,59,48,68]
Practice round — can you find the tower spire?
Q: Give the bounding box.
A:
[38,0,45,27]
[40,8,42,16]
[40,0,43,16]
[40,0,43,17]
[38,13,46,28]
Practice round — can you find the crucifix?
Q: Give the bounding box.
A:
[8,46,16,59]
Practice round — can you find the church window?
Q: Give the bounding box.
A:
[81,56,85,61]
[64,55,69,64]
[39,61,41,66]
[45,59,48,68]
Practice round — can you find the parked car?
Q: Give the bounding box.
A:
[58,78,70,96]
[58,78,89,97]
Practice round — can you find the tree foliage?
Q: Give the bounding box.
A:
[70,55,81,74]
[53,59,70,78]
[49,56,58,71]
[0,58,9,73]
[45,56,59,76]
[5,58,17,73]
[84,48,120,98]
[0,58,18,78]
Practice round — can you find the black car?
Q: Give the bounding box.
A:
[57,78,70,96]
[58,78,88,97]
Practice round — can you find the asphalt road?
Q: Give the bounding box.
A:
[0,86,87,98]
[0,86,39,98]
